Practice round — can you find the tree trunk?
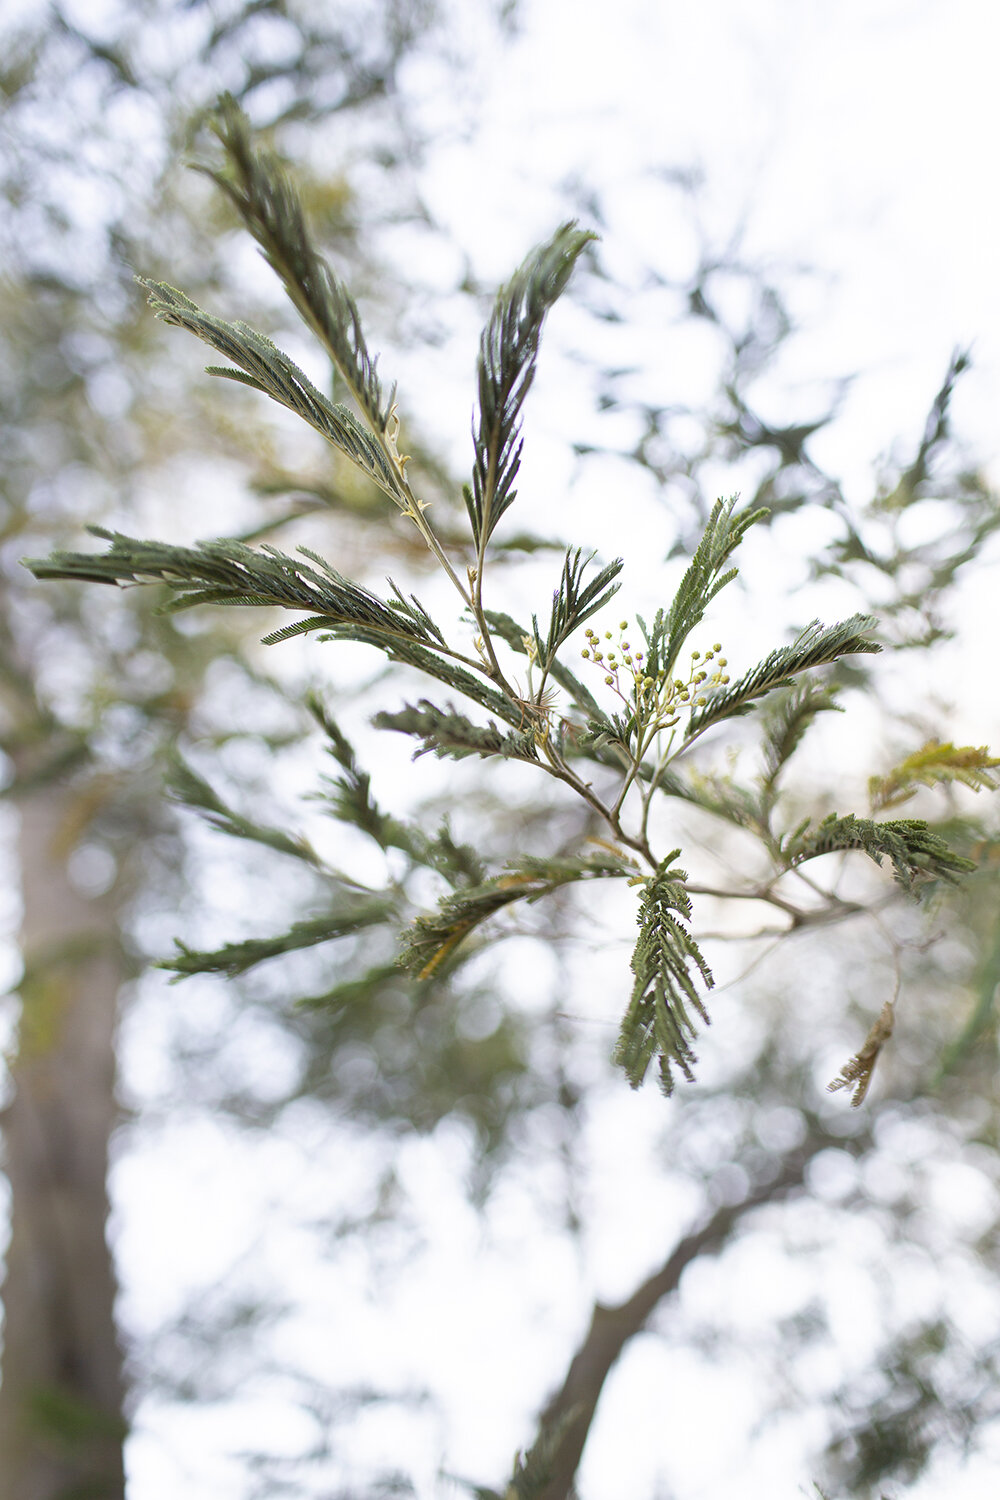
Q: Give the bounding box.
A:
[0,782,127,1500]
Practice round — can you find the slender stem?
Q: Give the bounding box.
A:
[539,741,655,869]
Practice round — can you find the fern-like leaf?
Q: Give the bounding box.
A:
[166,756,320,865]
[787,813,975,893]
[639,496,767,681]
[686,615,878,739]
[374,700,539,763]
[204,96,393,434]
[400,852,633,980]
[827,1001,895,1106]
[469,223,595,548]
[137,280,404,499]
[532,548,623,670]
[614,854,714,1094]
[162,900,394,979]
[25,529,445,653]
[759,682,843,798]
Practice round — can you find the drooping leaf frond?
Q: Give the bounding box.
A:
[868,739,1000,811]
[204,96,393,434]
[532,549,623,670]
[638,496,767,681]
[469,222,596,548]
[614,855,713,1094]
[400,851,634,980]
[162,899,395,979]
[827,1000,896,1106]
[137,280,404,499]
[166,756,321,866]
[787,813,976,893]
[686,615,879,738]
[374,700,540,763]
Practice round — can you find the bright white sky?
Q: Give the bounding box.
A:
[9,1,1000,1497]
[417,0,1000,450]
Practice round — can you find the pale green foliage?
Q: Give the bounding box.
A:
[166,755,323,866]
[869,739,1000,810]
[637,495,766,681]
[759,682,843,800]
[25,99,985,1099]
[373,699,540,762]
[399,851,635,980]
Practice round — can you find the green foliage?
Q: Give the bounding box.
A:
[636,495,767,682]
[166,756,322,866]
[786,813,976,894]
[827,1000,895,1107]
[759,682,843,800]
[468,222,596,550]
[163,902,395,980]
[24,97,987,1104]
[531,548,623,672]
[202,95,394,435]
[615,855,713,1094]
[26,528,441,647]
[869,738,1000,811]
[685,615,879,739]
[399,851,635,980]
[138,279,405,499]
[373,700,540,763]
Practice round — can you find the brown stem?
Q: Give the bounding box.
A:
[531,1138,825,1500]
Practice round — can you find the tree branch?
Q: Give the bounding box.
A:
[531,1136,826,1500]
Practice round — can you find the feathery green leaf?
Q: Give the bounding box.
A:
[868,739,1000,811]
[25,529,444,654]
[532,548,623,670]
[204,96,394,434]
[759,682,844,797]
[374,700,540,763]
[166,756,321,866]
[686,615,879,738]
[639,496,767,681]
[163,900,395,979]
[786,813,975,894]
[469,223,596,548]
[400,851,634,979]
[137,279,404,499]
[614,854,713,1094]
